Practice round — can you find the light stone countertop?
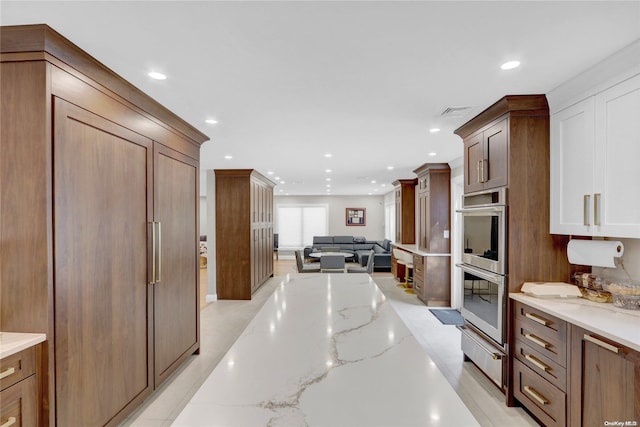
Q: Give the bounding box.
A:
[0,332,46,359]
[173,273,479,426]
[510,293,640,352]
[392,243,451,257]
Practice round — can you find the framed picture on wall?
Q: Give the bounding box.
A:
[346,208,366,226]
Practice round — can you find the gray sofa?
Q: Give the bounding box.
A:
[304,236,392,271]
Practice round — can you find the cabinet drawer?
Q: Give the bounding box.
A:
[514,339,566,392]
[0,347,35,392]
[513,359,566,427]
[413,254,424,271]
[0,374,37,427]
[514,302,567,367]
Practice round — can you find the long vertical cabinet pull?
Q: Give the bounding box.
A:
[148,222,162,284]
[148,222,156,284]
[583,194,591,226]
[477,161,481,184]
[594,193,601,226]
[482,159,488,183]
[156,221,162,283]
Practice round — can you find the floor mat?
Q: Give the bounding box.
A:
[429,308,464,326]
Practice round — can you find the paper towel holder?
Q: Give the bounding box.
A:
[567,239,624,268]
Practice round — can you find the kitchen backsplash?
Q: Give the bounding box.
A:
[592,238,640,282]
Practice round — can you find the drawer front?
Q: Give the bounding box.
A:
[413,273,424,294]
[513,359,566,427]
[0,375,37,427]
[514,339,566,391]
[413,254,424,272]
[514,302,567,367]
[0,348,35,392]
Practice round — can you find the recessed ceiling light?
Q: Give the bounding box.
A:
[224,155,233,160]
[325,169,332,173]
[205,119,218,125]
[148,71,167,80]
[279,189,284,192]
[371,180,376,184]
[326,178,331,182]
[368,192,372,195]
[267,171,274,175]
[387,166,394,170]
[326,184,331,188]
[324,153,333,158]
[374,189,379,192]
[429,128,440,133]
[500,60,520,70]
[280,181,286,184]
[428,152,437,157]
[326,189,331,192]
[381,184,386,187]
[275,176,280,180]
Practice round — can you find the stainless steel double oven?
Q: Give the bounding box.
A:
[457,188,507,388]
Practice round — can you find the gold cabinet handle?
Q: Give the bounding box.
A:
[482,159,488,182]
[477,160,481,184]
[524,385,549,405]
[584,334,621,354]
[524,353,549,372]
[156,222,162,284]
[584,194,591,226]
[524,333,550,349]
[0,417,17,427]
[0,367,15,380]
[594,193,601,226]
[525,312,551,326]
[148,222,156,284]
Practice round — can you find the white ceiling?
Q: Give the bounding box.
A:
[2,1,640,195]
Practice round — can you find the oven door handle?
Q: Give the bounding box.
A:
[456,263,503,284]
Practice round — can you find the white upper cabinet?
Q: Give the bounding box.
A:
[551,73,640,238]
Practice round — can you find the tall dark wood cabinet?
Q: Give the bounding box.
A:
[393,179,417,244]
[454,95,572,406]
[414,163,451,253]
[411,164,451,306]
[0,25,207,426]
[215,169,275,300]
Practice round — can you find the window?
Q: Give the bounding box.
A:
[385,201,396,241]
[277,205,328,249]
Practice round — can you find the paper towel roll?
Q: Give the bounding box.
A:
[567,240,624,268]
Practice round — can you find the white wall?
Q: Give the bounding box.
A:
[199,196,207,235]
[449,157,464,310]
[274,195,385,241]
[593,238,640,282]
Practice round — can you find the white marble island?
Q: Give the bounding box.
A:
[173,273,479,426]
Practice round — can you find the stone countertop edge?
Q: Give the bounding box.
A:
[0,332,47,359]
[510,293,640,352]
[391,243,451,257]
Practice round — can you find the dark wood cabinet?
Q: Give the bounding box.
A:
[463,120,508,193]
[569,325,640,427]
[215,169,275,300]
[393,179,417,244]
[410,163,451,306]
[413,163,450,253]
[1,345,40,427]
[153,145,200,387]
[512,302,568,427]
[412,253,450,307]
[1,25,207,426]
[456,95,572,405]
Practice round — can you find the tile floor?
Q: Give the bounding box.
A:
[121,261,538,426]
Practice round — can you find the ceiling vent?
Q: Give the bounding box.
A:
[440,106,472,118]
